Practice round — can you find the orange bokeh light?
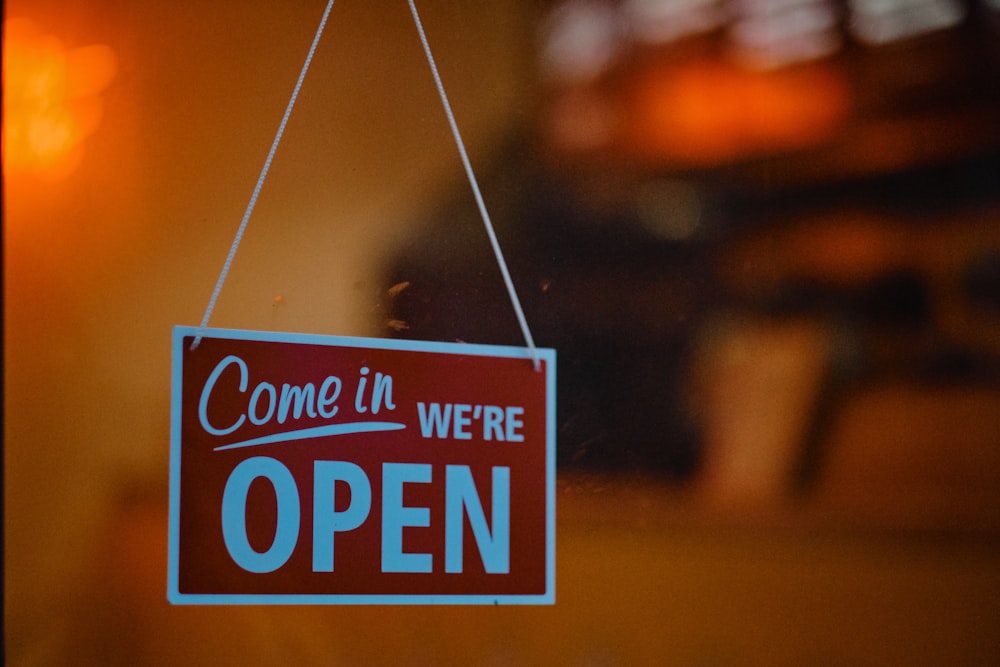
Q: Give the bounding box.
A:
[628,60,850,166]
[3,17,117,179]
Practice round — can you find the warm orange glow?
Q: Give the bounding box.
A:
[627,60,849,166]
[3,18,117,179]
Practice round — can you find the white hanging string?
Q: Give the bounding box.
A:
[191,0,337,350]
[407,0,541,370]
[191,0,541,370]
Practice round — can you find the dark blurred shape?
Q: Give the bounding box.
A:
[388,134,710,479]
[854,268,931,330]
[388,0,1000,491]
[963,248,1000,315]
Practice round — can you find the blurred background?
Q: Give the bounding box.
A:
[4,0,999,664]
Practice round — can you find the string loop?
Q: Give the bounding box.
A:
[192,0,541,371]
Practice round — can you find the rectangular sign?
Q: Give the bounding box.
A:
[168,326,555,604]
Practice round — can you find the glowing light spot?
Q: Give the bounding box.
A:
[540,1,622,83]
[849,0,965,44]
[2,18,117,179]
[627,60,850,165]
[624,0,725,44]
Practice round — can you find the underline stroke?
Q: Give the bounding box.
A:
[213,421,406,451]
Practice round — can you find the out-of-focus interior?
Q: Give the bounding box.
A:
[5,0,999,665]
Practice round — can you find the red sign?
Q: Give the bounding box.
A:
[168,327,555,604]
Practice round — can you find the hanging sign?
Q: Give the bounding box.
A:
[168,326,555,604]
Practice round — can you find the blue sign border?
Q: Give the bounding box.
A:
[168,326,556,605]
